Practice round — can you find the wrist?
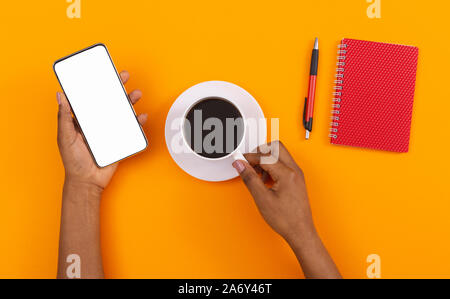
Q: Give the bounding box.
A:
[284,223,319,249]
[63,178,103,201]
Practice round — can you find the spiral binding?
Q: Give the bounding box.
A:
[329,42,347,139]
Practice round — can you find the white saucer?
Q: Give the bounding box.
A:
[165,81,267,182]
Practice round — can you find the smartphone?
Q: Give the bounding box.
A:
[53,44,148,167]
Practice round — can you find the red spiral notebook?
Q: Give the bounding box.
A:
[330,38,419,152]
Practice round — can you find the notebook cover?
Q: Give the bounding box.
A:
[330,38,419,152]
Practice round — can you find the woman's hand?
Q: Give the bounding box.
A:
[57,70,147,191]
[232,141,314,242]
[57,70,147,278]
[232,141,341,279]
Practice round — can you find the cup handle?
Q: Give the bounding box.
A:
[232,150,246,162]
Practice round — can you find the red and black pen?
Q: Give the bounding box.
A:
[303,38,319,140]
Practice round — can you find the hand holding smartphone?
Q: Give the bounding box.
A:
[54,44,148,168]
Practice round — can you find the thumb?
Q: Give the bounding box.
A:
[233,160,270,202]
[57,92,76,144]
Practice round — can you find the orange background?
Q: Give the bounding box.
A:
[1,0,449,278]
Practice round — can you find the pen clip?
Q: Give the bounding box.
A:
[303,97,308,128]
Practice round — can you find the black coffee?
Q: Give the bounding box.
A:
[184,97,244,159]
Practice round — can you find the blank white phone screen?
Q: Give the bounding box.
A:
[54,44,147,167]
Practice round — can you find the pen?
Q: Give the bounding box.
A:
[303,37,319,140]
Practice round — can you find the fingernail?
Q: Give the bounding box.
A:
[56,92,61,105]
[232,160,246,174]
